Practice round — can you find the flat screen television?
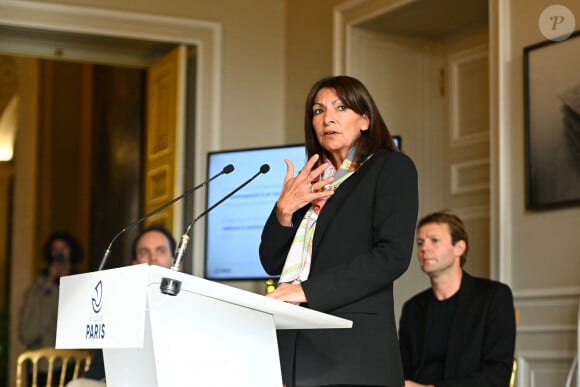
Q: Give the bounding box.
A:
[204,144,307,281]
[203,136,400,281]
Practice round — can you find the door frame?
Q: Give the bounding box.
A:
[332,0,509,284]
[0,0,223,270]
[0,0,222,203]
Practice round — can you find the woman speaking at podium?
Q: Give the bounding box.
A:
[260,75,418,387]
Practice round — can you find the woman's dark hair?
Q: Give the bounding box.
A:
[43,231,83,264]
[131,224,177,260]
[304,75,397,165]
[417,211,469,267]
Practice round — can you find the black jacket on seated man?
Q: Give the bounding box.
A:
[398,271,516,387]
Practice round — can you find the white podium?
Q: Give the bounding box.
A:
[55,264,351,386]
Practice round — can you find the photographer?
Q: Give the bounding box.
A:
[19,231,83,386]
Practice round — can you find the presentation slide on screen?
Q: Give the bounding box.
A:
[205,145,306,280]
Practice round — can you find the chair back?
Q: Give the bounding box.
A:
[510,308,519,387]
[509,358,517,387]
[16,347,92,387]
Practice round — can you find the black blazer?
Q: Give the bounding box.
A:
[398,272,516,387]
[260,149,418,386]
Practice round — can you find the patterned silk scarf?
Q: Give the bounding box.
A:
[279,147,361,284]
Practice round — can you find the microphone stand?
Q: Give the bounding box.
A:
[97,164,234,271]
[160,164,270,296]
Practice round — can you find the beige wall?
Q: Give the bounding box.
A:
[42,0,288,150]
[284,0,345,143]
[503,0,580,291]
[500,0,580,384]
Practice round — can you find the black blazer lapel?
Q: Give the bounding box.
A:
[311,163,368,254]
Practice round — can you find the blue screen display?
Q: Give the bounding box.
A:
[204,144,306,280]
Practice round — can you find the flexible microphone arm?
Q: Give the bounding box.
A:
[160,164,270,296]
[193,163,271,226]
[97,164,234,271]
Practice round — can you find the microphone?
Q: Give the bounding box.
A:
[97,164,234,271]
[160,164,270,296]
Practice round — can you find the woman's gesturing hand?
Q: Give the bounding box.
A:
[266,282,307,305]
[275,154,335,226]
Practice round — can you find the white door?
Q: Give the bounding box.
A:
[348,24,490,311]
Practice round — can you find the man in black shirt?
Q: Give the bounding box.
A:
[398,211,516,387]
